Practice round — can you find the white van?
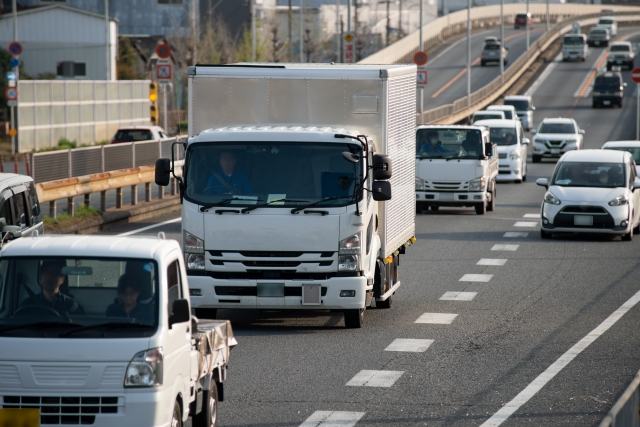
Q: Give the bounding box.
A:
[0,173,43,239]
[562,33,588,62]
[504,96,535,131]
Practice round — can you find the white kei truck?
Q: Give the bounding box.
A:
[155,63,418,328]
[415,125,498,215]
[0,234,236,427]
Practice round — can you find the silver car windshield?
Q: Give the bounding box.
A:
[0,257,159,338]
[552,162,625,188]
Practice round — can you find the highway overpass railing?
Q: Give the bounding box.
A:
[599,368,640,427]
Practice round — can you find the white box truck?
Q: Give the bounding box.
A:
[0,235,237,427]
[155,63,417,328]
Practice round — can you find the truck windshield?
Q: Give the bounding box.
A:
[488,127,518,146]
[504,99,529,111]
[0,257,158,338]
[552,162,625,188]
[564,36,584,46]
[594,77,621,92]
[184,142,363,207]
[416,128,484,159]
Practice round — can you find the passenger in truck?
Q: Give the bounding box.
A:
[20,260,83,317]
[105,274,153,323]
[204,150,253,195]
[419,130,451,156]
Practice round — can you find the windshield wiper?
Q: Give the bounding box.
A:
[241,199,310,214]
[200,198,262,212]
[59,321,154,337]
[291,196,353,214]
[0,321,79,334]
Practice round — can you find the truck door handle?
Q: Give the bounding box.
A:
[304,210,329,216]
[215,210,241,215]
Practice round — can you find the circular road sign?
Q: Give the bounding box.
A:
[5,87,17,101]
[8,129,16,137]
[632,67,640,84]
[8,41,22,56]
[155,43,171,59]
[414,51,428,66]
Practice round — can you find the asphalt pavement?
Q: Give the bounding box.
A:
[98,27,640,427]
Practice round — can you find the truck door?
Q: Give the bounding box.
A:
[164,258,192,405]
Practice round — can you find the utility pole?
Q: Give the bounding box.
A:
[386,0,390,47]
[105,0,110,80]
[500,0,504,84]
[192,0,198,64]
[251,0,256,61]
[288,0,293,61]
[347,0,351,32]
[398,0,402,39]
[467,0,471,108]
[546,0,550,31]
[300,0,304,63]
[11,0,17,154]
[526,0,530,49]
[419,0,424,123]
[336,0,340,61]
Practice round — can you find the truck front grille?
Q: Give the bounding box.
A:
[2,396,120,425]
[215,286,328,296]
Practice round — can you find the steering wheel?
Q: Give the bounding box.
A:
[13,305,62,318]
[202,186,239,195]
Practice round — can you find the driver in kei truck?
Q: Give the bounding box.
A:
[20,260,83,317]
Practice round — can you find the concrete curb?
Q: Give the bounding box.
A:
[45,195,181,235]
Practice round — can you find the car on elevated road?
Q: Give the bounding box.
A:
[531,117,584,163]
[536,150,640,241]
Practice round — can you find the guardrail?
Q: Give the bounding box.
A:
[419,12,640,125]
[600,368,640,427]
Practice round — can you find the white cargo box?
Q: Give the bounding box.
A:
[187,63,416,258]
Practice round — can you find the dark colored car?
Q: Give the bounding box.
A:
[514,13,533,29]
[592,71,626,108]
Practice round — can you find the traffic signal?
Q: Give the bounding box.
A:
[149,82,158,124]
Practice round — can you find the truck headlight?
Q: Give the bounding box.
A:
[544,192,561,205]
[184,230,204,253]
[339,232,362,271]
[124,348,163,387]
[186,253,205,270]
[609,195,628,206]
[469,177,486,192]
[509,150,521,160]
[338,255,359,271]
[415,177,425,190]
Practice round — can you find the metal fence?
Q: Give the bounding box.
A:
[18,80,151,152]
[600,368,640,427]
[32,137,185,184]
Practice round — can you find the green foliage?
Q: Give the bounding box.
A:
[177,121,188,134]
[235,27,267,62]
[57,138,77,149]
[43,205,101,224]
[117,37,143,80]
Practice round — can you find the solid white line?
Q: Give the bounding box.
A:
[492,244,519,251]
[460,274,493,282]
[477,259,508,266]
[480,288,640,427]
[346,370,404,387]
[524,52,562,97]
[440,292,477,301]
[117,217,182,237]
[300,411,365,427]
[504,232,529,238]
[415,313,459,324]
[385,339,434,352]
[514,221,538,227]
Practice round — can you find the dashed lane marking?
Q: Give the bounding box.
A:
[480,288,640,426]
[477,259,508,266]
[514,221,538,227]
[523,214,539,218]
[415,313,459,324]
[440,292,477,301]
[117,217,181,236]
[385,339,434,352]
[504,232,529,238]
[460,274,493,282]
[346,370,404,387]
[299,411,365,427]
[492,244,519,251]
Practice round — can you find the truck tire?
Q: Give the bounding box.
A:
[193,381,218,427]
[430,206,439,211]
[172,400,183,427]
[532,155,541,163]
[475,202,486,215]
[344,309,364,328]
[481,60,486,66]
[377,296,392,309]
[487,183,496,212]
[195,308,217,320]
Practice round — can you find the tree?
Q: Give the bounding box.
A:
[117,37,144,80]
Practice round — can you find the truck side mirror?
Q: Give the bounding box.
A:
[155,158,171,186]
[372,154,392,180]
[169,299,190,328]
[372,181,392,201]
[484,142,493,157]
[2,225,22,240]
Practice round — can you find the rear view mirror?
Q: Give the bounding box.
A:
[579,129,585,134]
[155,158,171,186]
[169,299,190,328]
[484,142,493,157]
[342,152,360,163]
[372,154,392,180]
[633,180,640,190]
[522,138,530,145]
[532,106,536,111]
[536,178,549,189]
[530,129,537,135]
[372,181,392,201]
[2,225,22,239]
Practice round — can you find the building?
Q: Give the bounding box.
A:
[0,3,116,80]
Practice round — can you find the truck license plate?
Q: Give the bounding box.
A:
[0,408,40,427]
[551,148,560,154]
[302,284,321,305]
[574,215,593,226]
[257,283,285,297]
[603,100,611,105]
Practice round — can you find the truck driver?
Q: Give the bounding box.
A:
[204,150,253,195]
[20,260,83,317]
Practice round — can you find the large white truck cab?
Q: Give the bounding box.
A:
[0,235,236,427]
[155,63,417,328]
[415,125,498,215]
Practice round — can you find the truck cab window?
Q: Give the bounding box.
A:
[0,199,11,227]
[27,181,41,220]
[167,260,182,313]
[11,192,28,229]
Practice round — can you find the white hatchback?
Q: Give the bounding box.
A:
[536,150,640,240]
[531,117,584,163]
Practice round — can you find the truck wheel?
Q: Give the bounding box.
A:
[193,381,218,427]
[532,155,541,163]
[487,183,496,212]
[195,308,217,320]
[344,309,364,328]
[377,296,392,309]
[172,400,183,427]
[481,60,486,66]
[475,202,486,215]
[430,206,440,211]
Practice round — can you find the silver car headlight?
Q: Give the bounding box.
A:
[415,177,425,191]
[125,348,163,387]
[609,195,628,206]
[339,232,363,272]
[544,192,561,205]
[469,177,486,192]
[508,150,521,160]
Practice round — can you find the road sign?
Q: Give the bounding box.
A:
[9,58,18,68]
[5,87,17,101]
[6,72,16,88]
[343,32,355,64]
[8,41,22,56]
[632,67,640,84]
[8,128,16,136]
[414,51,428,66]
[156,43,171,59]
[156,62,172,81]
[417,68,427,87]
